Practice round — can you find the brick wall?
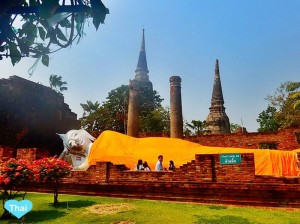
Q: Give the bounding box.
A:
[184,126,300,150]
[63,153,256,184]
[0,146,14,163]
[3,147,300,207]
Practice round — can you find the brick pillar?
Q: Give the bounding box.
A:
[170,76,183,138]
[127,79,139,137]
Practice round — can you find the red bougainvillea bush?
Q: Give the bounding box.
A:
[32,157,72,182]
[32,157,72,205]
[0,158,33,190]
[0,158,34,218]
[0,156,72,210]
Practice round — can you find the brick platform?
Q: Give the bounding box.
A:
[10,152,300,208]
[2,127,300,208]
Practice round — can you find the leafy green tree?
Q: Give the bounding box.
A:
[140,106,170,133]
[265,82,300,128]
[230,123,241,133]
[101,85,129,133]
[80,85,165,133]
[49,74,67,93]
[185,120,210,136]
[80,100,100,131]
[0,0,109,67]
[183,119,193,137]
[287,82,300,110]
[256,106,280,132]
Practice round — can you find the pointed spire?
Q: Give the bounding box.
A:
[211,59,224,105]
[206,59,230,134]
[135,29,149,77]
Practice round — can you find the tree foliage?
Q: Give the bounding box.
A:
[0,0,109,68]
[140,106,170,133]
[0,158,33,218]
[287,82,300,110]
[32,157,72,205]
[49,74,67,93]
[230,123,241,133]
[184,120,210,136]
[259,82,300,130]
[80,85,166,133]
[256,106,280,132]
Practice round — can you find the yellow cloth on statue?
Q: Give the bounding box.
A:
[89,130,300,176]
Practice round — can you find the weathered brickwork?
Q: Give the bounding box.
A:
[0,146,13,163]
[184,126,300,150]
[18,153,300,207]
[1,127,300,207]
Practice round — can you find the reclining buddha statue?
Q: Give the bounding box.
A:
[58,129,300,176]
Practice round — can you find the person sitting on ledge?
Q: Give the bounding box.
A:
[143,161,151,171]
[155,155,164,171]
[134,159,144,171]
[169,160,176,171]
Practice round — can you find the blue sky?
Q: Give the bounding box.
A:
[1,0,300,132]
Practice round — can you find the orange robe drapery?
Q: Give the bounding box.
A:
[89,130,300,176]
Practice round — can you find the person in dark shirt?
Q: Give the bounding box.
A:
[169,160,176,171]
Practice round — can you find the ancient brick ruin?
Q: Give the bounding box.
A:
[1,126,300,207]
[0,75,80,155]
[2,145,300,207]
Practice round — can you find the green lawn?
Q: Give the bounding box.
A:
[1,192,300,224]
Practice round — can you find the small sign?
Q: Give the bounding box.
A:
[4,199,32,219]
[220,154,242,165]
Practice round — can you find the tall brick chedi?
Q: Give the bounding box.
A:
[127,29,154,136]
[206,59,230,134]
[134,29,154,112]
[127,80,139,137]
[170,76,183,138]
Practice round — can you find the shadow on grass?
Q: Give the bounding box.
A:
[208,205,227,210]
[48,200,97,209]
[195,215,254,224]
[24,210,67,223]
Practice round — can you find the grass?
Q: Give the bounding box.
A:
[1,193,300,224]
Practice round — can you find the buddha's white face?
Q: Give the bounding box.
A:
[58,129,96,170]
[58,129,95,155]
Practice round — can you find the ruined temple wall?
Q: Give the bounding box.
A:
[0,76,80,152]
[184,126,300,150]
[61,153,256,184]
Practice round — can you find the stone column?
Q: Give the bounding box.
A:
[170,76,183,138]
[127,79,139,137]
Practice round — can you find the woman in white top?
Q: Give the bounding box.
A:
[134,159,144,170]
[143,161,151,171]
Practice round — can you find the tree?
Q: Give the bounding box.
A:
[140,106,170,133]
[0,0,109,68]
[183,119,192,137]
[0,158,33,219]
[230,123,241,133]
[32,157,72,205]
[49,74,67,93]
[256,106,280,132]
[80,100,101,131]
[185,120,210,136]
[287,82,300,110]
[80,85,165,133]
[265,82,300,128]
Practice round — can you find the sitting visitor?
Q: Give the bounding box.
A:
[169,160,176,171]
[155,155,164,171]
[143,161,151,171]
[134,159,144,171]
